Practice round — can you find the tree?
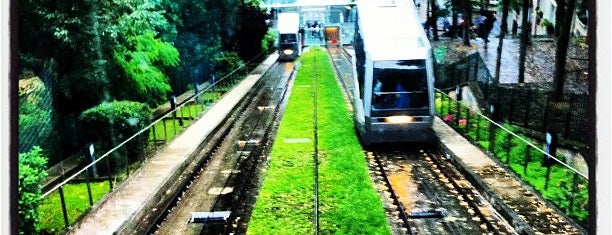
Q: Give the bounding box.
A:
[461,0,473,46]
[518,0,531,83]
[19,0,112,160]
[494,0,511,82]
[553,0,578,100]
[430,0,440,41]
[555,0,566,37]
[18,147,48,235]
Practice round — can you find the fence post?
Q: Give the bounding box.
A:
[544,164,552,190]
[87,143,98,178]
[84,171,94,207]
[151,125,157,143]
[476,113,481,141]
[447,92,452,116]
[105,154,114,190]
[163,118,168,141]
[194,81,200,104]
[59,187,70,228]
[85,144,96,207]
[541,93,552,132]
[465,107,471,135]
[488,104,497,154]
[170,95,178,135]
[543,131,558,190]
[455,99,461,127]
[523,144,530,175]
[124,146,130,178]
[505,133,512,164]
[569,172,580,215]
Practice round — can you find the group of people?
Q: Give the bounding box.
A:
[305,21,322,38]
[424,11,497,45]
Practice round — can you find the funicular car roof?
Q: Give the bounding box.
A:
[357,0,431,61]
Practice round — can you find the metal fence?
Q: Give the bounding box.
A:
[38,53,263,234]
[435,90,588,228]
[434,52,589,146]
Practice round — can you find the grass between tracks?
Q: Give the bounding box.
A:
[248,47,391,234]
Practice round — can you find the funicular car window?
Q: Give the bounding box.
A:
[372,60,428,111]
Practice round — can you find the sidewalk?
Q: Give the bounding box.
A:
[66,54,279,235]
[434,118,585,234]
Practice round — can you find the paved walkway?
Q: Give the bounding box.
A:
[66,54,279,235]
[434,118,585,234]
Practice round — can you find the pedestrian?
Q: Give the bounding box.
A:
[482,12,496,44]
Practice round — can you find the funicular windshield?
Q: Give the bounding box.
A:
[280,33,298,50]
[371,60,429,116]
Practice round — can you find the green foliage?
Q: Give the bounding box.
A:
[79,100,152,168]
[18,147,48,235]
[113,31,180,106]
[18,77,53,153]
[212,51,245,79]
[575,36,588,48]
[540,18,555,35]
[261,29,277,54]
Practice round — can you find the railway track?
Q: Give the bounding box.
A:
[367,145,517,235]
[148,62,294,235]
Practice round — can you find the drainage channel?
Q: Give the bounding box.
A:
[148,62,294,235]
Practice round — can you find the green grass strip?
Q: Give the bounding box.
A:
[39,182,111,234]
[248,48,390,234]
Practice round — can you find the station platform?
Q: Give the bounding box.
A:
[66,54,279,235]
[434,118,585,234]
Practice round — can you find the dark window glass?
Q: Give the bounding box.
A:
[371,60,429,114]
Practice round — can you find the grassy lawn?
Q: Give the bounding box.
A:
[248,47,390,234]
[39,181,111,234]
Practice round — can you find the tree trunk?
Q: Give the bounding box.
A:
[462,0,472,46]
[553,0,577,100]
[518,0,531,83]
[452,0,459,39]
[494,0,511,82]
[432,0,439,41]
[555,0,566,37]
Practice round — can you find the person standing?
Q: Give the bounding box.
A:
[482,12,497,44]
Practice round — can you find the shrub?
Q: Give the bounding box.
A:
[540,19,554,35]
[18,146,48,235]
[261,28,277,54]
[79,100,152,172]
[213,51,245,81]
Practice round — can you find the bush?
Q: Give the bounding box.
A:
[213,51,245,81]
[540,19,555,35]
[18,146,48,235]
[261,28,277,54]
[79,100,152,172]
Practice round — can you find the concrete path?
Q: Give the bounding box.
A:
[434,118,585,234]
